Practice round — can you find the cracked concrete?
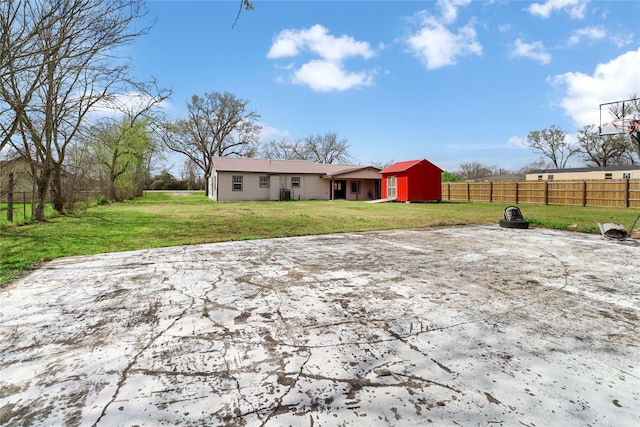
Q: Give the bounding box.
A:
[1,225,639,426]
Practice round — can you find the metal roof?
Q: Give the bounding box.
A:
[380,159,443,174]
[211,157,380,177]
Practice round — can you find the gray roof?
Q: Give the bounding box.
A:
[211,157,380,177]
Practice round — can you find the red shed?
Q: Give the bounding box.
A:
[380,159,443,202]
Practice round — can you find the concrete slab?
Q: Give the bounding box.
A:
[1,225,639,426]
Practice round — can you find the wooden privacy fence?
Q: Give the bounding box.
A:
[442,179,640,208]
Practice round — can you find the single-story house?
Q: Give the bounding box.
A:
[526,166,640,181]
[380,159,443,202]
[208,157,381,201]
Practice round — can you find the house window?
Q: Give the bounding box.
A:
[623,173,631,179]
[232,175,243,191]
[604,173,613,179]
[537,175,543,180]
[350,181,360,193]
[387,176,397,198]
[259,176,270,188]
[291,177,301,188]
[547,175,554,180]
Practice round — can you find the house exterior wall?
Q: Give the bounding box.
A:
[344,179,378,200]
[0,158,35,195]
[211,172,332,201]
[526,169,640,181]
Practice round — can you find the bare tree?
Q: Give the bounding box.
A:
[577,124,635,166]
[260,132,352,164]
[261,139,305,160]
[163,91,261,194]
[608,94,639,121]
[457,162,495,181]
[179,158,204,190]
[370,160,395,170]
[1,0,152,220]
[233,0,254,28]
[300,132,352,164]
[527,125,579,169]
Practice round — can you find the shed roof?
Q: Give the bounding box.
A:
[211,157,380,178]
[380,159,443,174]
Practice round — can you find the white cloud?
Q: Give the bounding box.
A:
[259,124,289,143]
[549,47,640,127]
[507,136,528,148]
[610,33,634,48]
[567,26,606,45]
[405,11,482,70]
[511,39,552,64]
[292,60,374,93]
[267,24,376,92]
[437,0,472,25]
[529,0,587,19]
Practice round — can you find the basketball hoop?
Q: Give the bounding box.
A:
[612,117,640,133]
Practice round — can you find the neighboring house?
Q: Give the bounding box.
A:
[0,157,35,197]
[526,166,640,181]
[208,157,381,201]
[380,159,443,202]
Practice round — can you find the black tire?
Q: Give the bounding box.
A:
[499,219,529,229]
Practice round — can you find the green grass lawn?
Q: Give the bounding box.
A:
[2,191,639,285]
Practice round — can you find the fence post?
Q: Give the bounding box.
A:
[625,179,630,208]
[489,181,493,203]
[515,181,519,204]
[582,181,587,206]
[544,181,548,205]
[7,172,14,222]
[466,182,470,201]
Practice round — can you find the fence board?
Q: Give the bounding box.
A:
[441,179,640,208]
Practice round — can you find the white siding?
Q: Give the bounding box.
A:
[526,170,640,181]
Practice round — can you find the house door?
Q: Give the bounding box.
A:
[387,176,397,198]
[333,180,346,199]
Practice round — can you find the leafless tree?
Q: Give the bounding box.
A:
[260,132,353,164]
[163,91,261,194]
[1,0,152,220]
[369,160,395,170]
[179,158,204,190]
[261,139,306,160]
[300,132,352,164]
[527,125,579,169]
[456,161,495,181]
[577,124,635,166]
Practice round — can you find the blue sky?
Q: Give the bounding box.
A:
[128,0,640,173]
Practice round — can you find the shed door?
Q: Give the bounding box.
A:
[387,176,397,198]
